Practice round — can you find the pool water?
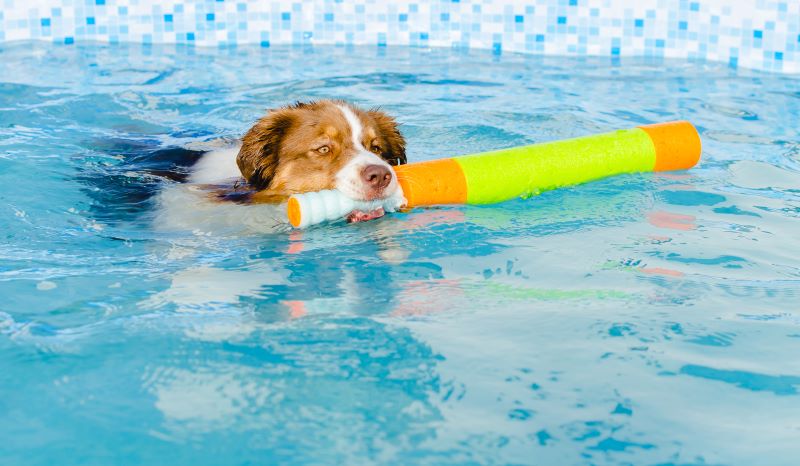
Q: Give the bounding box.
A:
[1,42,799,465]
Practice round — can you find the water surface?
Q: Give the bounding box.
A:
[1,42,799,465]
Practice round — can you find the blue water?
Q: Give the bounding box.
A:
[1,42,799,465]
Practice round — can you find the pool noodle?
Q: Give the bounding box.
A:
[395,121,701,206]
[287,121,701,227]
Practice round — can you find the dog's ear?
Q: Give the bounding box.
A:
[237,107,296,189]
[368,109,407,166]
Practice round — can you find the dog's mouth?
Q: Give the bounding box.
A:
[352,182,399,202]
[346,207,386,223]
[342,185,405,224]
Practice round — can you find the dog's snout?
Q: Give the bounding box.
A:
[361,164,392,190]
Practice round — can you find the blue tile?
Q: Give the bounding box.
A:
[0,0,794,74]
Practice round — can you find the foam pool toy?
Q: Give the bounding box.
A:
[287,121,701,228]
[287,188,405,228]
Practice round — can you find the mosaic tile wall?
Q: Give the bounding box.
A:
[0,0,798,73]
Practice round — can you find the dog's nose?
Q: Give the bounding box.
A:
[361,164,392,190]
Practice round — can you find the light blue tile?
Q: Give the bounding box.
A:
[0,0,795,73]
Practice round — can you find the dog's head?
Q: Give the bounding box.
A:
[236,100,406,201]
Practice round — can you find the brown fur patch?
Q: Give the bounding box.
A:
[365,108,407,167]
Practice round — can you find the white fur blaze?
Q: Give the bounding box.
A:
[335,104,399,200]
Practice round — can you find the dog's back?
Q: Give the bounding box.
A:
[79,138,207,223]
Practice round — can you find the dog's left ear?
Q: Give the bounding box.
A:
[368,109,407,166]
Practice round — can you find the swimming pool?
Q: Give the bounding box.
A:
[1,42,799,464]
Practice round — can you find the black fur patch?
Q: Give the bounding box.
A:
[78,138,206,222]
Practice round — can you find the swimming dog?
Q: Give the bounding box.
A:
[82,100,407,232]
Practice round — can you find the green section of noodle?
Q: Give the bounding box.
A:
[455,128,657,204]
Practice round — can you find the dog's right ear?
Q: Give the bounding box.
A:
[237,107,295,190]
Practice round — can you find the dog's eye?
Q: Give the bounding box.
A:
[370,144,382,154]
[316,145,330,154]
